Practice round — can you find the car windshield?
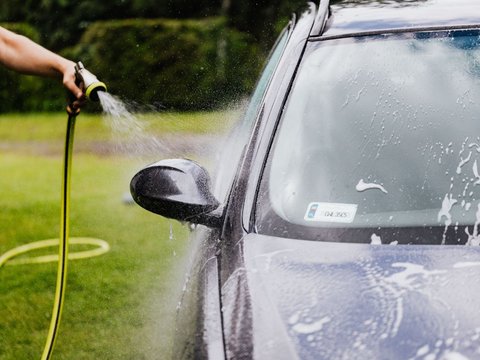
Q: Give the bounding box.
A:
[256,30,480,245]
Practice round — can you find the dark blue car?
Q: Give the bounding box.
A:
[131,0,480,358]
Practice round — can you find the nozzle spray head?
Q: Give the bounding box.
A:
[74,61,107,102]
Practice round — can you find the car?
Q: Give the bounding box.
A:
[130,0,480,358]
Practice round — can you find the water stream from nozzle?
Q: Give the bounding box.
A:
[97,92,170,157]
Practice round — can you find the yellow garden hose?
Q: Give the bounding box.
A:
[39,64,108,359]
[0,105,110,359]
[41,105,79,360]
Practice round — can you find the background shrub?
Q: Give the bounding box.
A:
[66,17,261,110]
[0,18,262,112]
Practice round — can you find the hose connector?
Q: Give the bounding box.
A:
[74,62,107,102]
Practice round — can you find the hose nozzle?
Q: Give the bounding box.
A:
[74,61,107,102]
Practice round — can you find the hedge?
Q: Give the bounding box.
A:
[66,17,262,110]
[0,18,262,113]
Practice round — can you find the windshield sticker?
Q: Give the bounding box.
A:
[304,202,358,223]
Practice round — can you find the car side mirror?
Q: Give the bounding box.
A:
[130,159,223,228]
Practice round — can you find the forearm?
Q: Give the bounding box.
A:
[0,26,84,105]
[0,26,73,79]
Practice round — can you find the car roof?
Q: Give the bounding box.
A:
[319,0,480,38]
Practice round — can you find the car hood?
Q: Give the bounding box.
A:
[241,234,480,360]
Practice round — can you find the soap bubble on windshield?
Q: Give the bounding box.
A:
[370,234,382,245]
[438,194,458,244]
[356,179,388,194]
[456,151,472,174]
[465,203,480,246]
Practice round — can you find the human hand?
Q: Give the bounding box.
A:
[61,60,86,109]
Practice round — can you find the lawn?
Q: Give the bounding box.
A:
[0,110,236,359]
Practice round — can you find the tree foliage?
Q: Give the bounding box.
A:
[0,0,222,50]
[0,0,308,51]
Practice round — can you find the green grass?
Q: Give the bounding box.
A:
[0,110,234,359]
[0,111,237,141]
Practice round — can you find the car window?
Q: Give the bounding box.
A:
[242,26,290,131]
[213,26,290,200]
[256,30,480,245]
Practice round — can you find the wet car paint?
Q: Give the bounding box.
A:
[164,1,480,358]
[245,235,480,359]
